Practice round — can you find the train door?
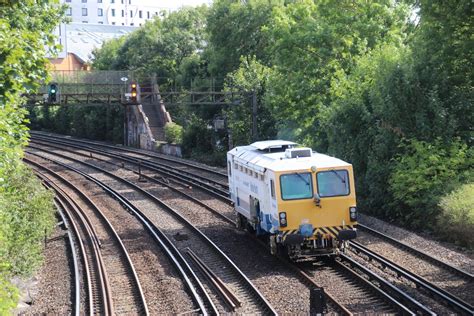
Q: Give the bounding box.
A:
[249,196,263,235]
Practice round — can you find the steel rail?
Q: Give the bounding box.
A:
[26,151,215,315]
[30,133,229,189]
[30,131,228,178]
[338,254,434,315]
[29,140,235,225]
[28,134,460,316]
[186,248,241,311]
[356,224,474,281]
[331,259,416,315]
[31,139,351,315]
[29,159,151,315]
[30,164,112,315]
[54,198,82,316]
[349,241,474,315]
[29,138,231,203]
[27,147,277,315]
[36,171,82,316]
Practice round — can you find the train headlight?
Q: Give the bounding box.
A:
[279,212,287,227]
[349,207,357,221]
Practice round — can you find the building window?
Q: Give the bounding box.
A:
[98,0,102,3]
[112,22,116,25]
[65,0,71,2]
[98,21,104,24]
[121,10,124,17]
[82,8,87,16]
[82,21,88,23]
[82,0,87,2]
[130,10,133,18]
[130,23,134,26]
[138,10,142,18]
[147,11,150,19]
[98,8,103,16]
[129,0,131,3]
[66,7,72,15]
[111,8,115,16]
[122,22,124,25]
[111,0,115,3]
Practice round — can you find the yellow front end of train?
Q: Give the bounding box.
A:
[270,165,357,259]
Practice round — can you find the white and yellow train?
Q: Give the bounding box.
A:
[227,140,357,260]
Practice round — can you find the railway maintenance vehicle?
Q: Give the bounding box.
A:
[227,140,357,260]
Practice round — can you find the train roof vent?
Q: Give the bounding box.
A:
[285,148,312,158]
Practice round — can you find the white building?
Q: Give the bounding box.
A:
[62,0,170,27]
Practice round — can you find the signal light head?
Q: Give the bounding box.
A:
[131,83,137,88]
[131,92,137,97]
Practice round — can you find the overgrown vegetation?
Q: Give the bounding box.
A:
[29,105,124,144]
[437,184,474,248]
[59,0,474,246]
[164,122,184,144]
[0,0,64,311]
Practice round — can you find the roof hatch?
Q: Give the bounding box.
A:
[250,140,297,151]
[285,147,312,158]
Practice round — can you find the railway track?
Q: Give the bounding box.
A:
[357,223,474,281]
[51,192,82,316]
[29,136,348,313]
[26,146,277,315]
[348,240,474,314]
[28,159,151,315]
[30,133,230,201]
[29,162,125,315]
[30,131,227,180]
[28,133,473,314]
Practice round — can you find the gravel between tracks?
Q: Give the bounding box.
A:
[347,248,453,315]
[15,220,74,315]
[355,231,474,305]
[30,144,316,314]
[27,151,196,315]
[359,214,474,274]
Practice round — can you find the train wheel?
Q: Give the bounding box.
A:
[277,243,289,258]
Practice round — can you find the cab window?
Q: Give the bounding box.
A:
[280,172,313,200]
[317,170,350,197]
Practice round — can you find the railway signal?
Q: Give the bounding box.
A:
[47,83,59,103]
[130,82,139,103]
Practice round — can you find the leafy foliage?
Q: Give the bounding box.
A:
[164,122,183,144]
[389,139,473,228]
[92,6,208,84]
[264,0,411,148]
[437,183,474,249]
[0,0,64,310]
[224,57,276,145]
[206,0,281,76]
[87,0,473,245]
[29,105,124,144]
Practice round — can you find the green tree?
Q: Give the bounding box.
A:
[206,0,282,77]
[91,6,208,84]
[224,56,277,145]
[264,0,411,148]
[0,0,65,311]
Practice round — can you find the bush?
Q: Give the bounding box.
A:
[437,183,474,248]
[0,164,55,310]
[164,122,184,144]
[389,139,473,229]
